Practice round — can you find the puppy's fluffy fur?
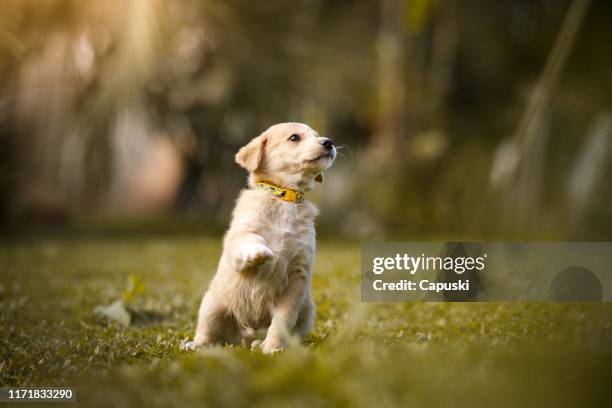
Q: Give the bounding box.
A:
[184,123,336,353]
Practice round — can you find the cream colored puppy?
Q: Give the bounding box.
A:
[183,122,336,354]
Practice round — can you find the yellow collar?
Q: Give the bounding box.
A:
[255,181,304,203]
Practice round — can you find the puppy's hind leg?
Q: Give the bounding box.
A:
[293,296,315,340]
[183,291,239,350]
[259,267,310,354]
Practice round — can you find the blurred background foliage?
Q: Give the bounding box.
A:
[1,0,611,239]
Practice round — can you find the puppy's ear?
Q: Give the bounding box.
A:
[315,173,324,183]
[235,135,266,172]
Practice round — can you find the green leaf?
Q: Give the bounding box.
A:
[122,275,145,304]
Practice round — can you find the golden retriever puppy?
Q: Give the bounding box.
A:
[183,122,336,353]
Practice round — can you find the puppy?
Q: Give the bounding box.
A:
[184,122,336,354]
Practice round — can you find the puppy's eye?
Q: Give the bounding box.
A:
[288,134,300,142]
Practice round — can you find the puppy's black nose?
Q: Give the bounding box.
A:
[321,138,334,149]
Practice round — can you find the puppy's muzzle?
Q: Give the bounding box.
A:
[319,138,336,160]
[321,138,334,150]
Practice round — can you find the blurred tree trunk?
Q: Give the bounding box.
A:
[567,113,612,228]
[0,85,15,228]
[491,0,590,236]
[370,0,406,164]
[428,0,457,124]
[0,2,24,227]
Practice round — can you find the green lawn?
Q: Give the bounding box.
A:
[1,233,611,407]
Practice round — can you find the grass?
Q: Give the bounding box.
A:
[1,231,611,407]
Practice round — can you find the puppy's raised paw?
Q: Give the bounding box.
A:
[238,243,273,270]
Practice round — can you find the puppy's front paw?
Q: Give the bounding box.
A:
[181,339,206,351]
[259,335,286,354]
[238,243,273,270]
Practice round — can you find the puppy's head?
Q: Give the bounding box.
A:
[236,122,336,191]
